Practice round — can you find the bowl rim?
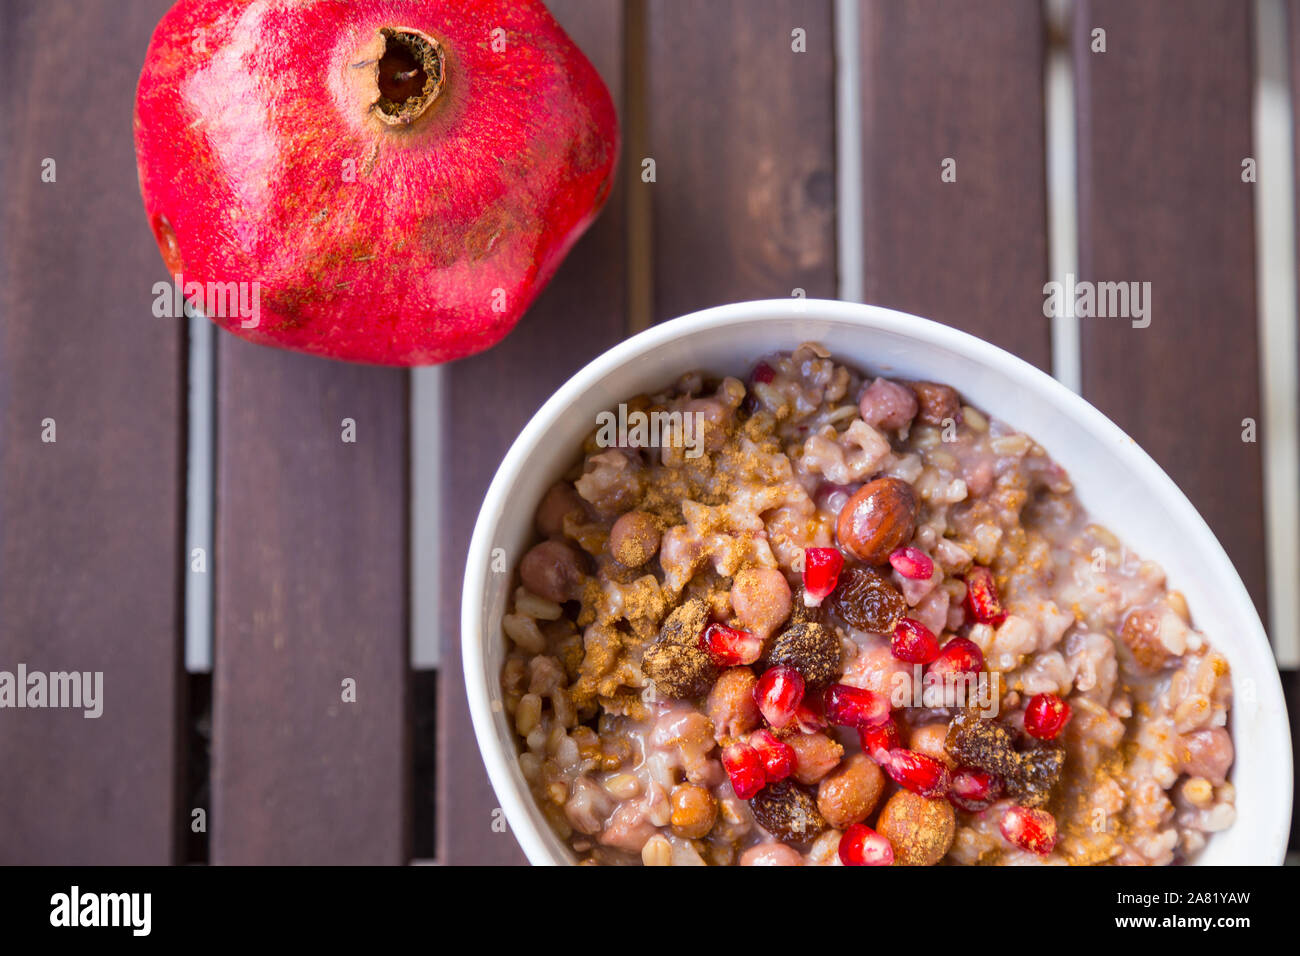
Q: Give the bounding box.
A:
[462,297,1293,866]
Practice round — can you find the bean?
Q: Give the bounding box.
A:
[705,667,762,740]
[669,783,718,839]
[787,732,845,785]
[519,540,585,603]
[1178,727,1233,784]
[739,843,805,866]
[536,482,586,537]
[730,567,792,639]
[816,753,885,827]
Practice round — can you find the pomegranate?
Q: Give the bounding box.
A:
[721,742,766,800]
[802,547,844,607]
[888,546,934,581]
[753,666,805,729]
[883,748,951,798]
[858,719,900,761]
[838,823,894,866]
[748,729,797,782]
[1023,693,1072,741]
[927,636,984,682]
[963,567,1007,625]
[999,805,1058,855]
[948,767,1003,812]
[891,617,941,664]
[823,683,890,730]
[701,623,763,667]
[134,0,618,365]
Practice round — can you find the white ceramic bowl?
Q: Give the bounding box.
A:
[462,299,1293,866]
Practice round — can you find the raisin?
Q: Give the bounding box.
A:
[764,614,842,689]
[827,566,905,633]
[911,381,962,427]
[945,710,1022,780]
[749,780,828,843]
[658,597,710,646]
[945,710,1065,808]
[641,597,718,698]
[641,642,717,699]
[1006,743,1065,808]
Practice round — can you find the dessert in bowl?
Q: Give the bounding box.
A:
[463,300,1292,865]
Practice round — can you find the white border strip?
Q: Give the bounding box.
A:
[1253,0,1300,667]
[1044,0,1081,394]
[410,365,443,669]
[184,307,214,673]
[834,0,865,303]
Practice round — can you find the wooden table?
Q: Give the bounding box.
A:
[1,0,1295,864]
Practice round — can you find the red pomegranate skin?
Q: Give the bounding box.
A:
[134,0,618,365]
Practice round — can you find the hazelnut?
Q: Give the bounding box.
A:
[836,477,918,564]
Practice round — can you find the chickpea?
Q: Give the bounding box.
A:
[730,567,793,639]
[739,843,805,866]
[816,754,885,827]
[609,510,661,567]
[705,667,761,740]
[669,783,718,839]
[907,723,955,768]
[875,790,955,866]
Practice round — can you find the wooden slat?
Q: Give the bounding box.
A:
[211,340,409,864]
[1285,0,1300,854]
[858,0,1051,368]
[647,0,838,320]
[436,0,628,866]
[1074,0,1267,616]
[0,0,184,864]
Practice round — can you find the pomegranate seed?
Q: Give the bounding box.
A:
[999,805,1058,855]
[889,546,934,581]
[927,636,984,682]
[891,617,941,664]
[858,718,900,761]
[823,683,890,729]
[948,767,1003,812]
[754,666,805,729]
[802,547,845,606]
[884,748,951,798]
[964,566,1006,625]
[752,361,776,384]
[792,700,827,734]
[838,823,894,866]
[700,623,762,667]
[748,728,796,782]
[721,742,767,800]
[1023,693,1071,741]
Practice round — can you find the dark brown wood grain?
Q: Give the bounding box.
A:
[210,340,409,864]
[647,0,838,321]
[859,0,1051,368]
[0,0,185,864]
[436,0,628,866]
[1074,0,1268,617]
